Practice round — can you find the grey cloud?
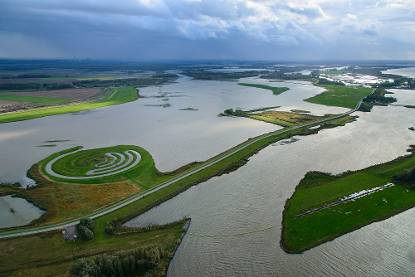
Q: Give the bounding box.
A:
[0,0,414,60]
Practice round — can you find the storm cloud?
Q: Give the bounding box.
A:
[0,0,414,60]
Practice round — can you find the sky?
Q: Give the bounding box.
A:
[0,0,415,61]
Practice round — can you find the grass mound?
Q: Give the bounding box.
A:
[45,146,142,182]
[39,145,158,184]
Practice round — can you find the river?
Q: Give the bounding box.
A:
[126,89,415,276]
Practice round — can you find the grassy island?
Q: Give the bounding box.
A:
[0,86,138,124]
[238,83,290,95]
[282,149,415,253]
[305,84,373,109]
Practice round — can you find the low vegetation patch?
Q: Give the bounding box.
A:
[238,82,290,95]
[222,107,327,127]
[282,151,415,253]
[305,84,373,109]
[248,111,323,127]
[358,88,397,112]
[0,86,138,124]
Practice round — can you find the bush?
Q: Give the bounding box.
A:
[76,218,95,241]
[394,167,415,187]
[71,246,166,277]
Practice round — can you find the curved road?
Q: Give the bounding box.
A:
[0,91,373,239]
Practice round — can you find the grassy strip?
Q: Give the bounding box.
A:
[305,84,372,109]
[0,93,69,105]
[0,86,138,124]
[0,220,188,276]
[248,111,323,127]
[282,150,415,253]
[238,83,290,95]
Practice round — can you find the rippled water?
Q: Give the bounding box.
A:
[0,196,44,228]
[0,76,344,185]
[126,90,415,276]
[0,75,342,226]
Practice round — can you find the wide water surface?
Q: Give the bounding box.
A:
[0,76,342,185]
[382,67,415,78]
[0,75,343,226]
[126,89,415,276]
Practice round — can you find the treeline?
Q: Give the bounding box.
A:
[73,74,176,88]
[0,82,73,91]
[183,69,265,80]
[359,88,397,112]
[394,167,415,187]
[260,70,317,81]
[379,76,415,89]
[316,78,345,86]
[0,73,178,91]
[71,246,167,277]
[1,74,51,79]
[221,108,247,117]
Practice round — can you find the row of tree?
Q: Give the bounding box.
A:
[394,167,415,187]
[71,246,167,277]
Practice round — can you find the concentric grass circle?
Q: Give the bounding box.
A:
[44,146,142,181]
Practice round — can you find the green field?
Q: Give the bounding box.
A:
[0,220,187,276]
[0,86,138,124]
[238,83,290,95]
[0,93,69,105]
[305,85,373,109]
[282,150,415,253]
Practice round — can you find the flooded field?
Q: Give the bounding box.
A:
[0,196,44,228]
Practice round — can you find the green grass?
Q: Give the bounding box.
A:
[39,145,183,186]
[0,93,69,105]
[282,152,415,253]
[0,220,187,276]
[238,83,290,95]
[0,86,138,124]
[305,85,373,109]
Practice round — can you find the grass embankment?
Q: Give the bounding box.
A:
[0,220,188,276]
[0,93,69,105]
[282,150,415,253]
[238,83,290,95]
[305,85,373,109]
[0,86,138,124]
